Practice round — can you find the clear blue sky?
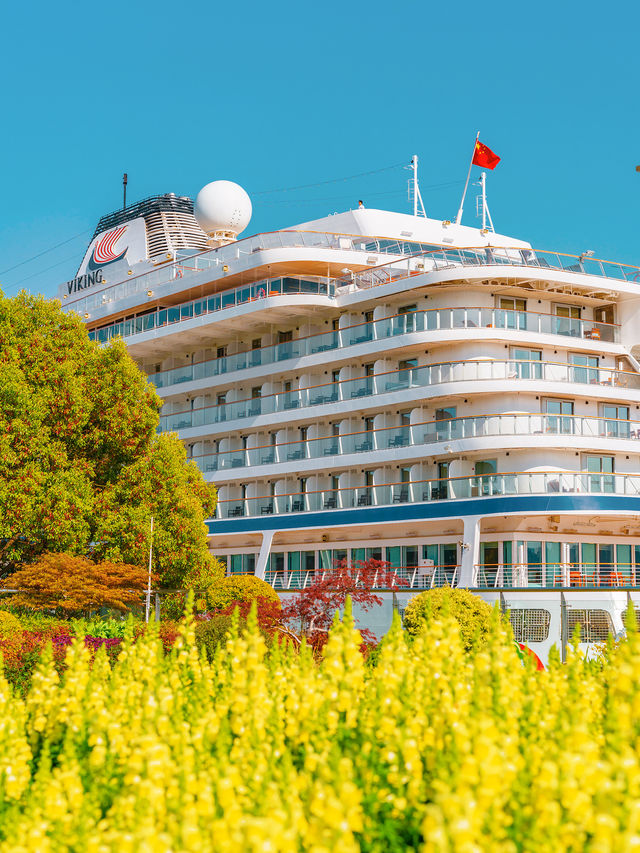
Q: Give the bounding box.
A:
[1,0,639,299]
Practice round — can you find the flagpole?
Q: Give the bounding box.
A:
[455,131,480,225]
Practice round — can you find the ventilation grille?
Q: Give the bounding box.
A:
[90,194,208,261]
[145,209,208,260]
[567,609,613,643]
[509,609,550,643]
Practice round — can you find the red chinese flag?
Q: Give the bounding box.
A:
[472,140,501,170]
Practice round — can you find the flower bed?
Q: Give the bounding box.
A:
[0,606,639,849]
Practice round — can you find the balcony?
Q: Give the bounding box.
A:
[475,562,640,589]
[263,563,459,590]
[213,470,640,520]
[88,275,336,345]
[148,306,619,390]
[348,245,640,291]
[159,360,640,434]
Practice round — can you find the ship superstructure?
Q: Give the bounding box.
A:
[59,172,640,660]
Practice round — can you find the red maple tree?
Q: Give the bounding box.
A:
[280,558,408,653]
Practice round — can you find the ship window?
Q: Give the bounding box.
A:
[399,304,417,314]
[567,610,613,643]
[217,346,227,359]
[499,297,526,312]
[251,386,261,398]
[252,338,261,350]
[544,399,573,414]
[583,455,615,494]
[511,347,541,361]
[584,454,614,473]
[544,399,574,433]
[278,330,293,343]
[364,310,374,323]
[509,609,550,643]
[435,406,457,421]
[600,404,630,438]
[364,362,375,377]
[554,304,581,319]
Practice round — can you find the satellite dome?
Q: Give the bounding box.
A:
[194,180,252,242]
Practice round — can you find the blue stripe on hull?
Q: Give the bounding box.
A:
[207,493,640,535]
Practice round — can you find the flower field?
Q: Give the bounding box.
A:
[1,604,639,852]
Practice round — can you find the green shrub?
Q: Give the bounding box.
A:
[194,615,233,662]
[403,587,493,651]
[206,575,280,611]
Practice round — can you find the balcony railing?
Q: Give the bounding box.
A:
[150,306,618,390]
[69,229,441,319]
[195,413,640,474]
[88,276,336,344]
[475,562,640,589]
[346,245,640,291]
[264,564,459,590]
[159,359,640,434]
[213,470,640,520]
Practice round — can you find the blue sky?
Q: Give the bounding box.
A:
[1,0,639,299]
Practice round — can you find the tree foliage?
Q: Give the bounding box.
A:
[402,586,493,650]
[206,574,280,611]
[0,291,216,584]
[281,558,406,651]
[9,552,152,615]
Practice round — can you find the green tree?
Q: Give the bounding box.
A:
[0,291,216,586]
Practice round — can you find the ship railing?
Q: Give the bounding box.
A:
[195,413,640,474]
[344,245,640,291]
[263,564,459,590]
[88,275,336,345]
[159,358,640,433]
[475,562,640,589]
[149,305,619,389]
[213,470,640,520]
[69,229,425,320]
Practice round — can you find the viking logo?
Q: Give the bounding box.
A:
[87,226,128,271]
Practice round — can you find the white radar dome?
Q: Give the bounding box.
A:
[194,180,252,240]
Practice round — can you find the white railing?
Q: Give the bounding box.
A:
[66,230,429,318]
[474,562,640,589]
[159,359,640,434]
[214,470,640,520]
[345,245,640,291]
[263,564,459,590]
[89,275,336,344]
[196,413,640,475]
[149,305,618,390]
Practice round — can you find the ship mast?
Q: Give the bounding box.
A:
[410,155,426,218]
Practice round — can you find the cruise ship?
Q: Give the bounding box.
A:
[58,165,640,662]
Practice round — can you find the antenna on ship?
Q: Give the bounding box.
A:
[122,173,128,210]
[410,155,427,218]
[475,171,495,232]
